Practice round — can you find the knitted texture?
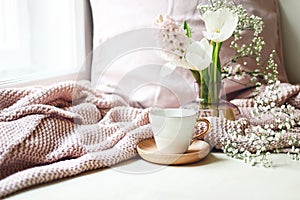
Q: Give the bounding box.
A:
[0,81,299,198]
[0,81,153,198]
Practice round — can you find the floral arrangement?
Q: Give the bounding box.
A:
[156,0,278,106]
[155,0,300,167]
[155,0,270,106]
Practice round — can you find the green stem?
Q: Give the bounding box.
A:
[201,68,209,107]
[215,42,222,105]
[209,42,215,106]
[199,70,203,99]
[210,42,222,107]
[190,68,209,108]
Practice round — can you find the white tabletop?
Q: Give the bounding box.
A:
[7,153,300,200]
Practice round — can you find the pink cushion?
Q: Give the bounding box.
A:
[90,0,288,108]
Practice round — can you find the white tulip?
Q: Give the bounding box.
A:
[202,8,238,43]
[185,38,212,70]
[160,38,212,76]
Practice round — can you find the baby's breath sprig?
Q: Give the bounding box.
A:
[198,0,266,86]
[199,0,300,167]
[221,123,274,167]
[288,144,300,161]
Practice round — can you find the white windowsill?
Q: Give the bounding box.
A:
[0,69,90,88]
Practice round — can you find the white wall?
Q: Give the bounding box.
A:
[278,0,300,83]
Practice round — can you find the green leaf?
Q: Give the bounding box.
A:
[190,69,200,83]
[183,21,192,38]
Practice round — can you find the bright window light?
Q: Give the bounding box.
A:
[0,0,85,83]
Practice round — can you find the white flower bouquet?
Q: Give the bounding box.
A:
[155,0,276,110]
[154,0,300,167]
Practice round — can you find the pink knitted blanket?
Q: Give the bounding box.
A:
[0,81,299,198]
[0,81,153,198]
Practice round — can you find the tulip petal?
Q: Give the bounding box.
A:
[202,8,238,42]
[203,10,224,33]
[160,60,193,77]
[186,52,211,70]
[185,38,212,70]
[160,62,177,77]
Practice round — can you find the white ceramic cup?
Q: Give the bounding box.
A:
[149,108,210,154]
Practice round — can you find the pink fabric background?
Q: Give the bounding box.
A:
[90,0,288,107]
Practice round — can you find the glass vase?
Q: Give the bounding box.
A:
[183,81,240,120]
[182,82,240,148]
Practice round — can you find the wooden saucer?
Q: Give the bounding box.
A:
[137,138,210,165]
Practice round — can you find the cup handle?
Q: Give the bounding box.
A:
[193,118,210,140]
